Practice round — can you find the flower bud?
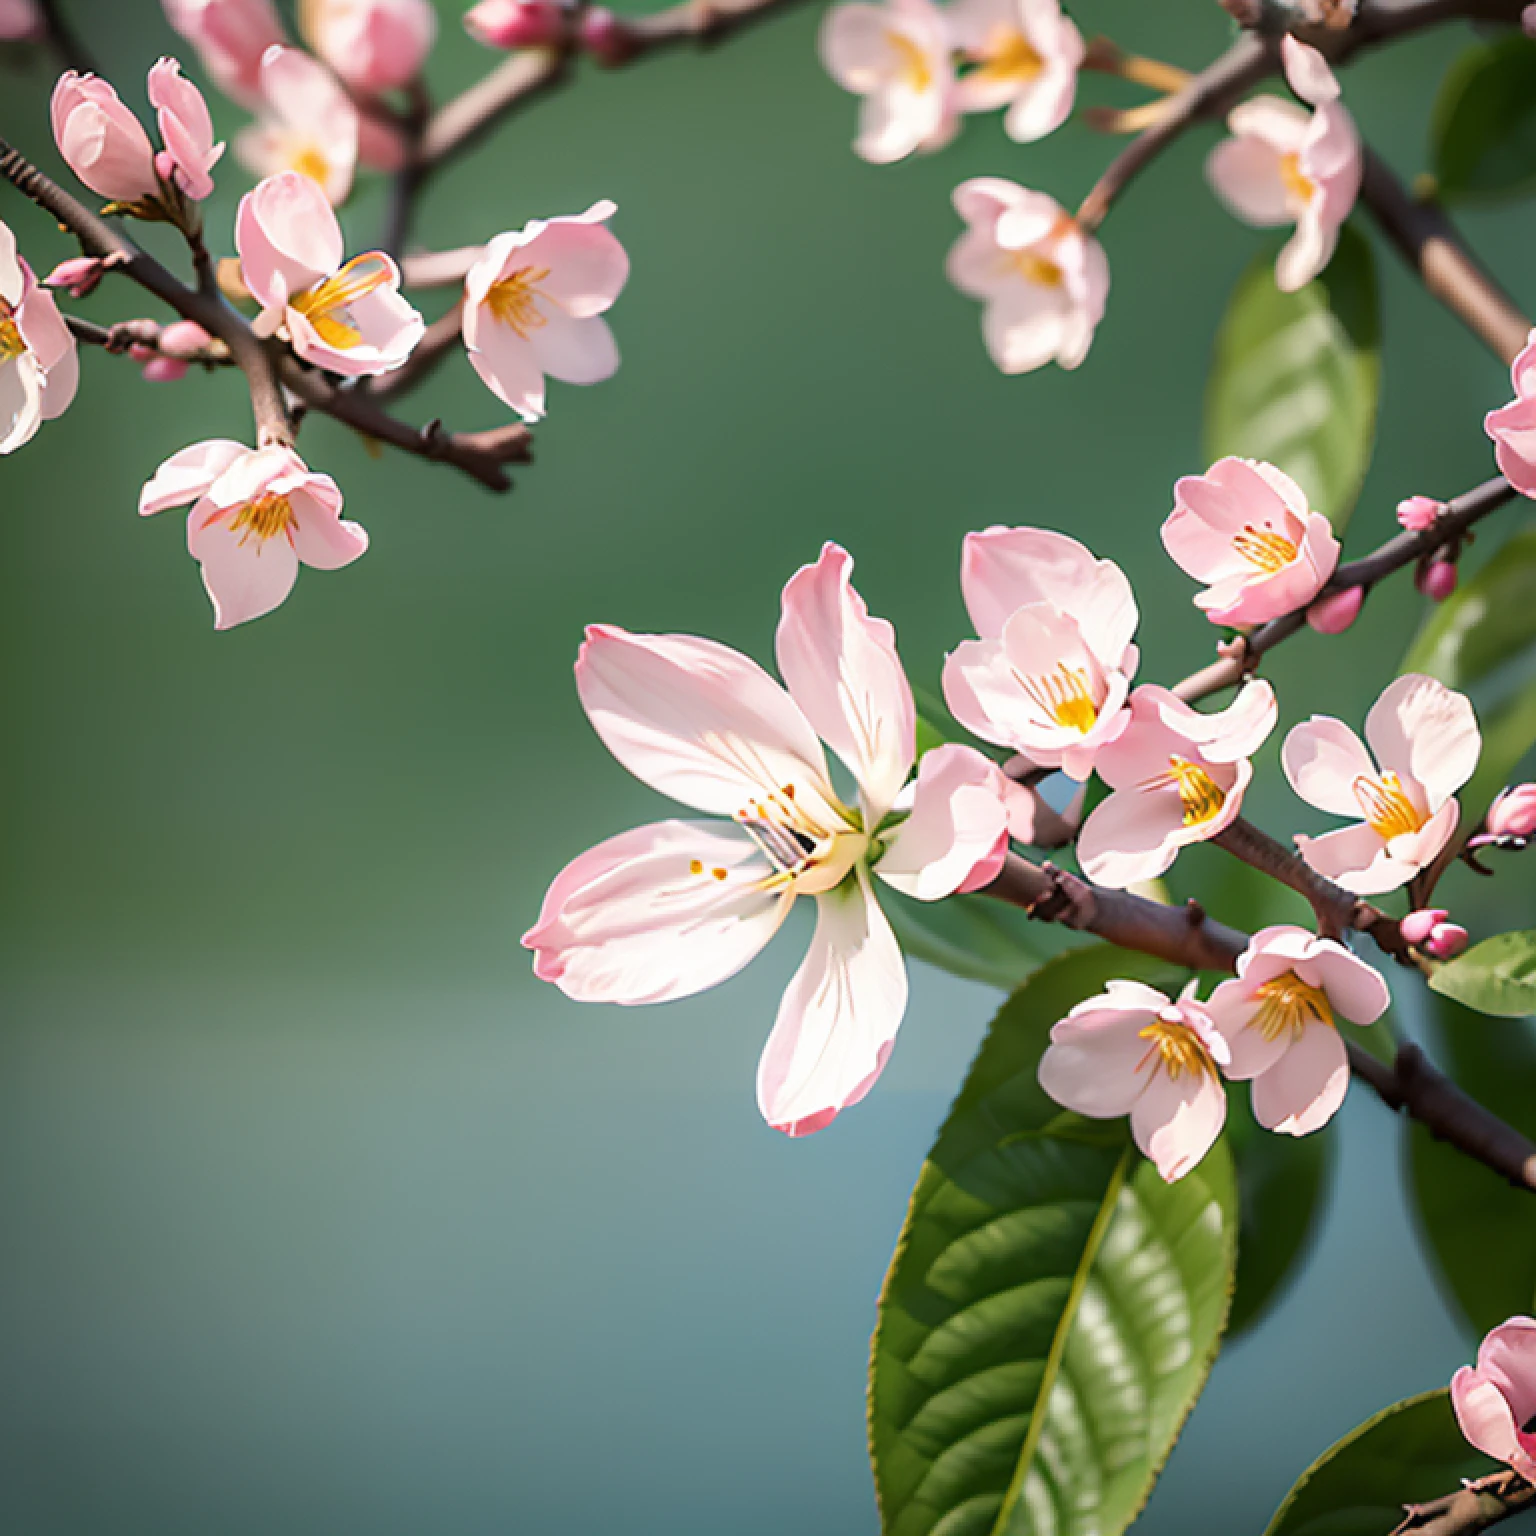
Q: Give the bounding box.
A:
[50,71,159,203]
[579,7,638,65]
[304,0,437,95]
[1425,922,1469,960]
[157,319,214,359]
[1416,557,1458,602]
[1396,494,1445,532]
[1487,783,1536,839]
[1400,908,1448,947]
[141,355,190,382]
[1305,584,1364,635]
[465,0,566,50]
[44,255,107,298]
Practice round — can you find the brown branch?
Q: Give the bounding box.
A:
[64,314,232,366]
[401,246,483,289]
[1359,149,1531,366]
[1390,1471,1536,1535]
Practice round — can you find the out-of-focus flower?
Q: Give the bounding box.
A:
[1077,681,1277,889]
[139,438,367,628]
[147,57,224,200]
[462,201,627,422]
[1205,37,1361,292]
[1299,0,1356,22]
[465,0,566,49]
[1525,3,1536,37]
[1488,784,1536,839]
[43,255,108,298]
[948,0,1082,143]
[51,72,160,204]
[236,170,423,375]
[1452,1317,1536,1482]
[1038,979,1229,1182]
[1397,494,1445,532]
[235,44,359,204]
[523,543,1010,1138]
[1305,584,1363,635]
[947,178,1108,373]
[1163,457,1339,627]
[0,0,43,41]
[818,0,956,164]
[141,355,190,382]
[1283,672,1480,894]
[1416,555,1458,602]
[1205,925,1388,1136]
[162,0,286,107]
[577,7,638,65]
[1484,331,1536,499]
[0,219,79,454]
[301,0,437,95]
[942,525,1137,781]
[158,318,216,358]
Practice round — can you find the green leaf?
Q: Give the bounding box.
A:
[869,948,1238,1536]
[1432,36,1536,203]
[1402,529,1536,688]
[1409,995,1536,1334]
[1463,678,1536,819]
[883,889,1054,994]
[1204,224,1380,533]
[1430,929,1536,1017]
[1263,1389,1491,1536]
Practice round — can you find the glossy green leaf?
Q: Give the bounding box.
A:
[1465,681,1536,823]
[869,948,1237,1536]
[1409,995,1536,1334]
[1204,225,1380,533]
[1430,929,1536,1017]
[1264,1389,1490,1536]
[1432,36,1536,203]
[1402,529,1536,688]
[883,889,1055,994]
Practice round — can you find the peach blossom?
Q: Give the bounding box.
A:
[1163,457,1340,627]
[235,44,358,204]
[942,525,1137,780]
[139,438,367,628]
[302,0,437,95]
[1283,672,1481,895]
[1452,1317,1536,1482]
[1484,330,1536,498]
[524,543,1009,1137]
[1205,925,1389,1136]
[948,0,1082,143]
[50,72,160,204]
[162,0,286,106]
[147,57,225,200]
[947,178,1108,373]
[0,219,78,454]
[1038,979,1229,1182]
[236,171,423,376]
[1488,784,1536,839]
[1077,681,1277,889]
[462,202,628,423]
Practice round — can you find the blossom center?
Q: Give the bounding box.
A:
[1010,249,1063,287]
[289,143,332,188]
[1252,972,1333,1042]
[1019,662,1099,733]
[486,266,553,339]
[1352,770,1427,841]
[289,253,396,350]
[973,27,1044,85]
[1143,755,1226,827]
[885,28,933,92]
[1232,524,1298,574]
[732,785,864,896]
[0,301,24,363]
[228,491,295,546]
[1279,151,1315,205]
[1137,1017,1215,1081]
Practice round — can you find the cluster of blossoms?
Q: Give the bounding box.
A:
[0,0,634,627]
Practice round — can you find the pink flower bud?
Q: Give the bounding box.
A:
[141,355,190,382]
[465,0,566,49]
[1397,494,1445,532]
[148,57,225,202]
[50,71,160,203]
[303,0,437,95]
[1400,908,1448,947]
[1487,783,1536,839]
[44,255,107,297]
[1416,557,1458,602]
[579,6,638,65]
[0,0,44,41]
[1305,584,1364,635]
[157,318,214,358]
[1426,922,1469,960]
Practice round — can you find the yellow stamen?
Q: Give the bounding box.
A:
[227,491,295,547]
[1353,770,1427,841]
[1020,662,1099,734]
[1011,249,1063,287]
[1137,1018,1216,1081]
[1143,755,1226,828]
[289,253,396,351]
[886,28,933,92]
[290,144,332,189]
[0,306,24,363]
[1279,151,1315,205]
[732,783,863,896]
[972,26,1043,85]
[1232,525,1299,574]
[486,265,554,339]
[1251,973,1334,1043]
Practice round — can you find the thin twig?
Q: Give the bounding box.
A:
[64,313,232,365]
[1389,1470,1536,1535]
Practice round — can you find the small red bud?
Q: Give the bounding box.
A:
[140,356,190,383]
[464,0,567,51]
[579,7,639,65]
[1305,584,1364,635]
[1425,922,1469,960]
[1396,494,1445,532]
[1416,558,1458,602]
[1400,908,1448,947]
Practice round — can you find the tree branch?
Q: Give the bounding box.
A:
[1390,1471,1536,1535]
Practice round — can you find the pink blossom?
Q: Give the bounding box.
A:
[1038,979,1229,1182]
[1283,672,1481,895]
[948,0,1082,144]
[818,0,956,165]
[1205,925,1388,1137]
[236,171,423,376]
[0,219,79,455]
[139,438,367,628]
[235,45,358,204]
[523,543,1009,1138]
[162,0,285,106]
[302,0,437,95]
[947,178,1109,373]
[43,255,107,298]
[1163,457,1340,627]
[1205,38,1361,292]
[1526,3,1536,37]
[466,0,566,49]
[0,0,42,40]
[1305,584,1363,635]
[1416,557,1458,602]
[147,57,225,200]
[50,72,160,204]
[1483,330,1536,499]
[1397,494,1445,532]
[1077,681,1278,889]
[1488,784,1536,839]
[942,525,1138,780]
[1452,1317,1536,1482]
[462,202,628,422]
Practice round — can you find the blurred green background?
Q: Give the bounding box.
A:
[2,3,1534,1531]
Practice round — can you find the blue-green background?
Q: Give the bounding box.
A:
[2,4,1534,1531]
